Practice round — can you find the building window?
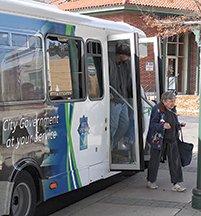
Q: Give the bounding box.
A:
[12,33,27,47]
[46,35,85,101]
[87,40,103,99]
[0,32,9,46]
[166,34,185,92]
[167,35,184,57]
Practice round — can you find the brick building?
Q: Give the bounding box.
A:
[51,0,200,95]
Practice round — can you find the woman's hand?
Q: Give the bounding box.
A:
[180,122,186,127]
[164,122,171,129]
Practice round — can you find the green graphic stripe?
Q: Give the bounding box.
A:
[66,25,73,36]
[68,104,82,187]
[64,104,71,191]
[65,103,82,188]
[64,24,82,189]
[65,24,73,191]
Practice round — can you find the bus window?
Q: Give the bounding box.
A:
[46,35,85,101]
[87,40,103,99]
[0,32,44,102]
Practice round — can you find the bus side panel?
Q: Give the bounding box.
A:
[0,11,110,205]
[41,103,82,200]
[42,98,109,200]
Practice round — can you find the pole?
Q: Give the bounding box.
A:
[193,30,200,95]
[192,35,201,209]
[192,111,201,208]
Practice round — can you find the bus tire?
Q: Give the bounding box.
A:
[10,170,36,216]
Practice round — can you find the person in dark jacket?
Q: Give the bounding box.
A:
[109,42,132,150]
[146,91,186,192]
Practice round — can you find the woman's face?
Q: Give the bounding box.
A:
[163,98,176,110]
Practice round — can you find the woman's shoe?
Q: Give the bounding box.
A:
[147,181,158,189]
[172,184,186,192]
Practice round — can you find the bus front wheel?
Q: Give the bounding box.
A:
[10,170,36,216]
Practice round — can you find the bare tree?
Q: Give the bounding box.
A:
[142,0,201,37]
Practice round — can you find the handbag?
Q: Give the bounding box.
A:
[151,132,163,150]
[178,129,194,167]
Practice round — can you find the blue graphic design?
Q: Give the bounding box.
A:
[0,12,81,201]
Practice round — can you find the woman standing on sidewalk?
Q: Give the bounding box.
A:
[146,91,186,192]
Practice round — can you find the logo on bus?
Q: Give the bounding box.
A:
[78,115,90,150]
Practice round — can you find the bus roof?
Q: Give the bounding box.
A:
[0,0,146,38]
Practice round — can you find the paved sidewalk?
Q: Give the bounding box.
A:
[50,116,201,216]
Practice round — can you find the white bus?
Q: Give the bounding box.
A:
[0,0,161,215]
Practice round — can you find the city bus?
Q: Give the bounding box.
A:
[0,0,161,215]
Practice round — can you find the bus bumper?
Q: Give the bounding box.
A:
[0,181,14,215]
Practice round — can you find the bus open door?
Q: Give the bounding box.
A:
[108,34,162,171]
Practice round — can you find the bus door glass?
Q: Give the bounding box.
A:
[139,36,162,161]
[108,33,143,171]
